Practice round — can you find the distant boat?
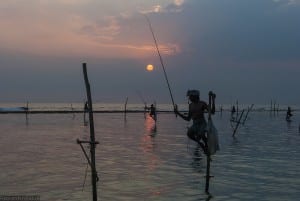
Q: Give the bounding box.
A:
[0,107,28,112]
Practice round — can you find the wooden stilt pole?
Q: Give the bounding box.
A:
[124,97,128,121]
[205,92,214,194]
[205,152,211,194]
[71,103,75,119]
[242,104,254,125]
[82,63,98,201]
[236,100,239,121]
[232,110,245,137]
[83,101,89,125]
[25,101,29,125]
[270,100,272,113]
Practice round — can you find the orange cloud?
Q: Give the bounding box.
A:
[0,1,182,59]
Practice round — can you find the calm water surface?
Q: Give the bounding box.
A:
[0,109,299,201]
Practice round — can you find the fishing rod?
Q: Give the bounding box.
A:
[144,15,176,109]
[136,90,148,119]
[136,90,147,106]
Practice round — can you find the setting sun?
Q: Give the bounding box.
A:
[146,64,154,71]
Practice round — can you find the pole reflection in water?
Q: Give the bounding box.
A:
[145,114,157,137]
[140,114,158,172]
[190,145,205,173]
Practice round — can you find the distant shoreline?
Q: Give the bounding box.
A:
[0,109,298,114]
[0,110,174,114]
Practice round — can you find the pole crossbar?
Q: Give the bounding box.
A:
[77,139,99,145]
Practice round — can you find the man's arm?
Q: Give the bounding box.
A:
[174,104,191,121]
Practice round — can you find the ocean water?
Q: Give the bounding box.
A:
[0,103,299,201]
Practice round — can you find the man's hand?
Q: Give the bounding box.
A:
[174,104,179,114]
[209,91,216,99]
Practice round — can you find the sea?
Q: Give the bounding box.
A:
[0,103,299,201]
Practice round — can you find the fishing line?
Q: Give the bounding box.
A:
[144,15,176,109]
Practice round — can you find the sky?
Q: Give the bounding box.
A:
[0,0,300,105]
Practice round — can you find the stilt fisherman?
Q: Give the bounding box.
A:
[174,90,216,153]
[145,104,157,121]
[286,106,293,122]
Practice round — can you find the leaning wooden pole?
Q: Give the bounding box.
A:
[124,97,128,114]
[25,101,29,125]
[82,63,98,201]
[235,100,239,121]
[242,104,254,125]
[205,92,212,194]
[232,110,245,137]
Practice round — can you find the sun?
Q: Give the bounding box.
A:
[146,64,154,71]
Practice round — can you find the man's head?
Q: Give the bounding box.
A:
[186,90,200,102]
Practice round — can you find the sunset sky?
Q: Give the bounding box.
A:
[1,0,299,105]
